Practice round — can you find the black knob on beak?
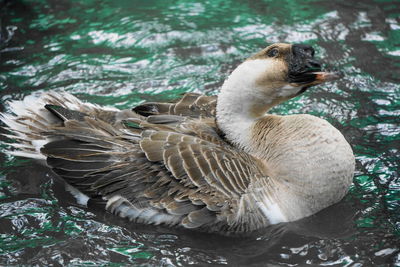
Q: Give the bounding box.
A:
[292,44,315,57]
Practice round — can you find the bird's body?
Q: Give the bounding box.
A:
[0,43,355,234]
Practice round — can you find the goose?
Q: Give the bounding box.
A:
[0,43,355,234]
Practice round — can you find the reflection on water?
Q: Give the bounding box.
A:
[0,0,399,266]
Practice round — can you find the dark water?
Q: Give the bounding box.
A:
[0,0,399,266]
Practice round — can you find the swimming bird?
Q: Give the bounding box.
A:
[0,43,355,234]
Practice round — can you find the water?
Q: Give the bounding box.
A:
[0,0,399,265]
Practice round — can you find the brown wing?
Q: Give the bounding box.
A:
[39,93,267,232]
[133,92,217,118]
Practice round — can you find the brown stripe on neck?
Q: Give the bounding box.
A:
[251,115,284,153]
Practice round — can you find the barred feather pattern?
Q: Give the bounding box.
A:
[1,92,273,233]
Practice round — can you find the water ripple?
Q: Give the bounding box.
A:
[0,0,399,266]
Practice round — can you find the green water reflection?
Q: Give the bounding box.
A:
[0,0,399,265]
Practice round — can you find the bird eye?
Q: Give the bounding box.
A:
[267,48,279,58]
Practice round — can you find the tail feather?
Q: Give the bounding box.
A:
[0,91,117,161]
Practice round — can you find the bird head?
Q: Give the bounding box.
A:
[220,43,340,116]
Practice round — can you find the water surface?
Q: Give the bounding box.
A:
[0,0,399,266]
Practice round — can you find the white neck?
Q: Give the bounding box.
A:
[215,57,355,226]
[216,60,276,150]
[215,92,254,151]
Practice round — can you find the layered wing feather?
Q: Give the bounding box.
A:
[2,92,268,232]
[133,93,217,118]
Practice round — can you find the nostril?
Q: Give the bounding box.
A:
[308,47,315,57]
[302,46,315,57]
[306,60,321,70]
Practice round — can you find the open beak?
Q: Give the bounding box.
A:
[288,69,342,88]
[288,47,343,89]
[308,71,342,85]
[288,44,342,88]
[291,71,341,97]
